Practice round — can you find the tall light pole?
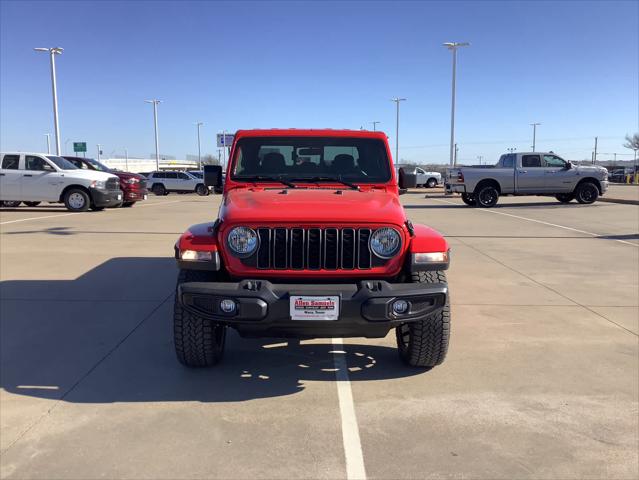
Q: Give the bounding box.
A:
[443,42,470,167]
[125,148,129,172]
[44,134,51,154]
[34,47,63,155]
[97,144,101,161]
[194,122,204,170]
[145,99,162,170]
[371,121,380,131]
[530,123,541,151]
[391,98,406,164]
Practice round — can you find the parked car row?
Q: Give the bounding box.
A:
[0,152,123,211]
[395,165,442,188]
[0,152,221,212]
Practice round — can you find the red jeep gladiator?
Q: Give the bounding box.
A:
[174,129,451,369]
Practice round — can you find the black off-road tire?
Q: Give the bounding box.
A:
[152,183,167,196]
[461,193,476,206]
[1,201,21,207]
[63,188,90,212]
[555,193,574,204]
[23,201,41,207]
[195,184,209,196]
[427,178,438,188]
[475,185,499,208]
[575,182,599,204]
[396,270,451,369]
[174,269,226,367]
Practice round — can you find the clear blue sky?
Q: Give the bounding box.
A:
[1,0,637,164]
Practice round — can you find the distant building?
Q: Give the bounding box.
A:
[101,157,199,173]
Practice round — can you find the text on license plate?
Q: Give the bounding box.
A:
[290,295,339,321]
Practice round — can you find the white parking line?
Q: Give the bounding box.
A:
[332,338,367,480]
[0,212,78,225]
[0,199,186,225]
[431,198,639,247]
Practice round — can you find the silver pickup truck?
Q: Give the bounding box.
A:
[445,152,608,207]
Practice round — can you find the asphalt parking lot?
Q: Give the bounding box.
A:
[1,194,637,479]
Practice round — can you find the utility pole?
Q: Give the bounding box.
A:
[454,143,459,165]
[125,148,129,172]
[145,99,162,170]
[443,42,470,167]
[195,122,204,170]
[44,134,51,154]
[391,98,406,164]
[477,155,483,165]
[97,144,101,161]
[222,130,227,171]
[593,136,598,165]
[34,47,64,155]
[371,121,380,131]
[530,123,541,151]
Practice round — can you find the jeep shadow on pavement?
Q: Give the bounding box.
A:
[0,257,424,404]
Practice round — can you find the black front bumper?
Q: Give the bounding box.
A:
[178,279,448,339]
[92,188,123,208]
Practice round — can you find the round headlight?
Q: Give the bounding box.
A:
[227,226,258,256]
[370,227,401,259]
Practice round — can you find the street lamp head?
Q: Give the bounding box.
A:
[34,47,49,52]
[443,42,470,49]
[391,98,407,102]
[34,47,63,54]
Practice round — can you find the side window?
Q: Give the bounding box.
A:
[522,155,542,168]
[501,154,514,168]
[1,154,19,170]
[543,155,566,168]
[177,172,189,179]
[25,155,52,171]
[416,168,425,175]
[154,172,164,179]
[165,172,178,179]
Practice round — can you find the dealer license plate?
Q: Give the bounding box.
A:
[290,295,339,321]
[117,194,122,200]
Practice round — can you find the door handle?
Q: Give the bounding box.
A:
[518,170,528,174]
[22,174,33,177]
[0,173,5,176]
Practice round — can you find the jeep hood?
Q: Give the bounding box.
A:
[220,188,406,226]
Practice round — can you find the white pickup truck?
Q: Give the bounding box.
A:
[395,166,442,188]
[445,152,608,207]
[0,152,123,211]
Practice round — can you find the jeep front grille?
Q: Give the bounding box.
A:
[254,227,374,270]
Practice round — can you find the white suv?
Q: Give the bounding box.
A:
[146,171,209,196]
[0,152,122,211]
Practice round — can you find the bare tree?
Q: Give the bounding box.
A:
[623,133,639,152]
[201,154,220,166]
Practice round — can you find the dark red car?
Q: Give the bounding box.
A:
[63,156,148,207]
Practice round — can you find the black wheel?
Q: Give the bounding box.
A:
[122,202,135,208]
[63,188,90,212]
[195,184,209,196]
[427,178,438,188]
[152,183,166,196]
[475,185,499,208]
[555,193,574,204]
[1,201,21,207]
[396,270,450,369]
[575,182,599,204]
[23,201,41,207]
[174,269,226,367]
[461,193,476,206]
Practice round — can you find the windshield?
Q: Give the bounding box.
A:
[85,158,112,172]
[231,137,391,184]
[46,156,78,170]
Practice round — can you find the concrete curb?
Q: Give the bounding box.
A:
[598,198,639,206]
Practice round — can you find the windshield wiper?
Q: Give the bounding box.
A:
[291,175,360,190]
[235,175,297,189]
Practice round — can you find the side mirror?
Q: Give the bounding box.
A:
[564,162,572,170]
[204,165,223,188]
[398,166,417,189]
[43,164,55,172]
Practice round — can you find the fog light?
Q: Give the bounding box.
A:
[392,299,409,315]
[220,299,236,314]
[180,250,213,261]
